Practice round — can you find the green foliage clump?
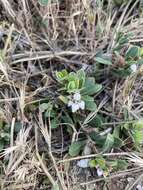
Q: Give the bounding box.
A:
[56,69,102,112]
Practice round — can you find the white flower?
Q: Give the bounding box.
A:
[78,100,85,110]
[68,100,73,107]
[130,64,137,73]
[71,103,79,113]
[136,185,143,190]
[73,92,81,101]
[97,168,104,177]
[68,92,85,113]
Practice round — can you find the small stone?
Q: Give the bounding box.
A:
[77,159,90,168]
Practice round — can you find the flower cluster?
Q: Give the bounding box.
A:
[68,92,85,113]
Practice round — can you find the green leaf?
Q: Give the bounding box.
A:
[109,159,128,170]
[39,0,49,6]
[69,141,85,157]
[114,32,132,51]
[0,132,10,140]
[58,95,68,104]
[67,81,77,92]
[113,0,124,6]
[133,121,143,129]
[39,103,52,113]
[14,122,22,133]
[139,48,143,56]
[89,157,106,169]
[52,184,60,190]
[102,134,114,152]
[77,69,85,79]
[89,132,106,146]
[83,95,97,111]
[68,72,77,81]
[82,79,102,95]
[89,114,103,128]
[89,159,97,168]
[138,59,143,65]
[56,70,68,81]
[45,109,56,118]
[0,140,4,151]
[51,119,59,129]
[132,129,143,145]
[114,137,123,148]
[112,68,131,78]
[126,46,140,60]
[77,69,86,87]
[116,160,128,170]
[62,114,73,125]
[123,121,143,148]
[82,95,94,102]
[96,157,106,168]
[95,57,112,65]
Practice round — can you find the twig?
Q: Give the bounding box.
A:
[80,167,143,186]
[58,152,130,163]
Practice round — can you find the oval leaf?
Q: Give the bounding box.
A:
[39,0,49,6]
[95,57,112,65]
[69,141,85,157]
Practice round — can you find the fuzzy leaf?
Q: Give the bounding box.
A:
[102,134,114,152]
[52,184,60,190]
[85,101,97,111]
[0,140,4,151]
[14,122,22,133]
[51,119,59,129]
[116,160,128,170]
[59,95,68,104]
[126,46,140,59]
[95,57,112,65]
[132,129,143,145]
[112,68,131,78]
[77,69,85,87]
[67,80,79,92]
[56,70,68,81]
[83,95,97,111]
[68,72,77,81]
[69,141,85,157]
[133,121,143,129]
[39,0,49,6]
[39,103,52,113]
[82,79,102,95]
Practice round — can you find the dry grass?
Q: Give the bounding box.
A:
[0,0,143,189]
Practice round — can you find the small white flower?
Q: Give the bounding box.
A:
[68,92,85,113]
[71,103,79,113]
[78,100,85,110]
[130,64,137,73]
[73,92,81,101]
[68,100,73,107]
[97,168,104,177]
[136,185,143,190]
